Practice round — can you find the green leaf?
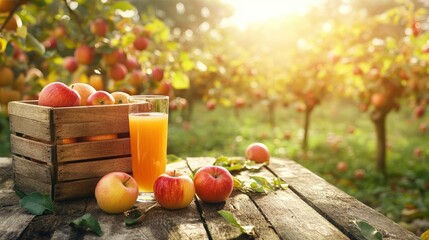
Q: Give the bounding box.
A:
[124,203,157,226]
[171,71,190,90]
[218,210,255,236]
[70,213,103,237]
[25,33,45,55]
[250,175,274,193]
[273,177,289,190]
[167,154,183,164]
[354,220,383,240]
[19,192,54,215]
[111,1,136,12]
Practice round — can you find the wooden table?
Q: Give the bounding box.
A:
[0,157,419,240]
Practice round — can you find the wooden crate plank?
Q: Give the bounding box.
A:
[54,178,100,201]
[56,138,130,163]
[54,120,130,139]
[57,157,132,181]
[0,206,36,240]
[14,173,52,196]
[9,115,52,142]
[268,158,419,240]
[10,135,54,164]
[52,104,130,124]
[12,155,52,184]
[8,100,51,122]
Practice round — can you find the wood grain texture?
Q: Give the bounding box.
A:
[268,158,419,240]
[55,120,130,139]
[52,104,131,124]
[12,155,52,183]
[56,138,130,162]
[10,135,54,163]
[8,101,50,122]
[54,178,100,201]
[0,206,35,240]
[57,157,132,181]
[9,115,52,142]
[14,173,52,196]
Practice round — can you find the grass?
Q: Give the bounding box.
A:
[167,99,429,235]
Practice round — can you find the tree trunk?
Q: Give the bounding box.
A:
[302,107,313,152]
[370,110,388,175]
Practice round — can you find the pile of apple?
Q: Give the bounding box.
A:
[38,81,131,107]
[94,142,271,214]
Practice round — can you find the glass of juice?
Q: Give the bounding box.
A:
[128,95,169,202]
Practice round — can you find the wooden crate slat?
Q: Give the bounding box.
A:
[10,135,54,164]
[57,157,132,181]
[12,155,52,184]
[54,178,100,201]
[14,173,52,196]
[54,120,129,139]
[268,158,419,240]
[8,101,51,122]
[56,138,131,163]
[52,104,130,124]
[9,115,52,142]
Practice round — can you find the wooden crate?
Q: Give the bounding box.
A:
[8,100,147,201]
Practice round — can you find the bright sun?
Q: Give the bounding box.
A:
[222,0,324,29]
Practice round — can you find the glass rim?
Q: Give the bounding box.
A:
[129,95,169,102]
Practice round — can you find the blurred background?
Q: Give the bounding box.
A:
[0,0,428,235]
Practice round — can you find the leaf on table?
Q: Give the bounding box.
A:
[354,220,383,240]
[218,210,255,236]
[213,156,265,172]
[273,177,289,190]
[167,154,183,164]
[70,213,103,237]
[124,203,158,226]
[250,175,274,193]
[15,189,28,199]
[19,192,54,215]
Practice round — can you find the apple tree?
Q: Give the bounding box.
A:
[341,1,429,174]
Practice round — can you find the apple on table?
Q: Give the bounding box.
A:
[245,142,270,163]
[154,170,195,210]
[193,166,234,203]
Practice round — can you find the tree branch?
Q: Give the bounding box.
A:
[0,1,22,33]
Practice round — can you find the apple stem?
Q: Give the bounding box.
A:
[173,169,176,177]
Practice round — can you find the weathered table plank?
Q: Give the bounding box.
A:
[268,158,419,240]
[187,157,349,240]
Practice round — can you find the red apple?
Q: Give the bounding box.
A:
[129,70,147,88]
[74,45,94,65]
[43,37,57,49]
[87,90,115,105]
[63,56,78,73]
[124,57,140,71]
[38,82,81,107]
[109,63,128,81]
[371,93,386,109]
[193,166,234,203]
[414,147,423,158]
[69,83,96,105]
[111,91,130,104]
[153,170,195,210]
[336,161,348,173]
[95,172,138,214]
[245,142,270,163]
[235,97,245,109]
[151,67,164,82]
[206,100,216,111]
[133,36,149,51]
[414,105,425,119]
[90,18,109,37]
[354,169,365,179]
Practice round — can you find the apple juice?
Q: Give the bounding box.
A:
[129,112,168,192]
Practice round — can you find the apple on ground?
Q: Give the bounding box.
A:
[111,91,130,104]
[354,169,365,179]
[154,170,195,210]
[193,166,234,203]
[336,161,348,173]
[206,100,216,111]
[69,83,96,106]
[87,90,115,105]
[38,82,81,107]
[95,172,138,214]
[245,142,270,163]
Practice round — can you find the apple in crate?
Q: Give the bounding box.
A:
[154,170,195,210]
[95,172,138,214]
[38,82,81,107]
[245,142,270,163]
[70,83,96,106]
[193,166,233,203]
[111,91,130,104]
[87,90,115,105]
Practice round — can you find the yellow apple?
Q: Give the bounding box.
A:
[111,91,130,104]
[95,172,138,214]
[69,83,96,106]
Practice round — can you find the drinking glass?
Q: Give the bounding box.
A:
[128,95,169,202]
